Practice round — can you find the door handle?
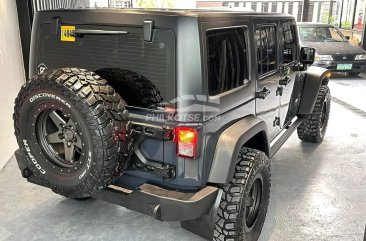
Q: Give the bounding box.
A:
[279,76,291,86]
[276,86,284,96]
[255,87,271,99]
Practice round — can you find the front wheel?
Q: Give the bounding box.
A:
[214,148,271,241]
[297,85,331,143]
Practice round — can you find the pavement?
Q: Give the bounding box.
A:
[0,74,365,241]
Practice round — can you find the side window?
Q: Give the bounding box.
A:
[255,26,277,76]
[283,23,295,44]
[329,28,344,42]
[207,27,249,96]
[282,22,297,64]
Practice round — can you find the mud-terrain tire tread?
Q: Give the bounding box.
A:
[13,68,133,198]
[214,148,271,241]
[95,68,163,108]
[297,85,331,143]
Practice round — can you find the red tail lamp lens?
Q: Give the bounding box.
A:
[175,127,198,159]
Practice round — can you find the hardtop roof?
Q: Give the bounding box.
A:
[42,8,293,19]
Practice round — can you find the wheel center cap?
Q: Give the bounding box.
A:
[64,129,75,142]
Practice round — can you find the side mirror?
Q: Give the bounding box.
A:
[300,47,316,65]
[345,36,350,41]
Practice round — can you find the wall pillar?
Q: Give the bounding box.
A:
[302,0,310,21]
[362,1,366,49]
[313,2,319,22]
[293,2,299,18]
[277,2,283,13]
[284,2,289,13]
[256,2,262,12]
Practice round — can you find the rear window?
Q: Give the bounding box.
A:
[37,24,175,102]
[206,27,249,96]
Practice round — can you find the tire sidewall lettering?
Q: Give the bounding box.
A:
[29,92,71,108]
[19,88,93,186]
[22,139,46,174]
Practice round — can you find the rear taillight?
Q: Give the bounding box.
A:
[174,127,198,159]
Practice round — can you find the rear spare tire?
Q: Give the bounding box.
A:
[13,68,133,198]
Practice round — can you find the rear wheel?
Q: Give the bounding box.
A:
[214,148,271,241]
[14,68,134,198]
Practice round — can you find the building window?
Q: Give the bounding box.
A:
[251,2,256,11]
[207,27,249,96]
[114,1,131,8]
[223,1,229,7]
[272,3,278,13]
[308,3,314,22]
[298,3,303,21]
[234,2,239,7]
[255,26,277,76]
[288,3,293,15]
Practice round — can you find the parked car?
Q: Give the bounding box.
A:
[297,22,366,76]
[13,9,331,241]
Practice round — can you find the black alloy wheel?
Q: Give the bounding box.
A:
[35,106,86,173]
[245,176,263,230]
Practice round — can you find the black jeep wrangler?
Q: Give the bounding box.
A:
[13,8,331,241]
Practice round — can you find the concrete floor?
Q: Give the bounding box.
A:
[1,75,366,241]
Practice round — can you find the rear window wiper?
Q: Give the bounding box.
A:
[72,29,129,37]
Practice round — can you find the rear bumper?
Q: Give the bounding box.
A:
[313,60,366,73]
[93,183,218,221]
[14,149,218,222]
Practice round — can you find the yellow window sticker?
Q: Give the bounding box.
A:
[61,26,75,42]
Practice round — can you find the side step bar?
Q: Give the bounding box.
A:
[270,117,303,158]
[92,183,218,222]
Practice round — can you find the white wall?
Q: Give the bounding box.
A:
[0,0,25,169]
[174,0,196,9]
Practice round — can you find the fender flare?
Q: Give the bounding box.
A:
[207,116,269,184]
[298,66,330,115]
